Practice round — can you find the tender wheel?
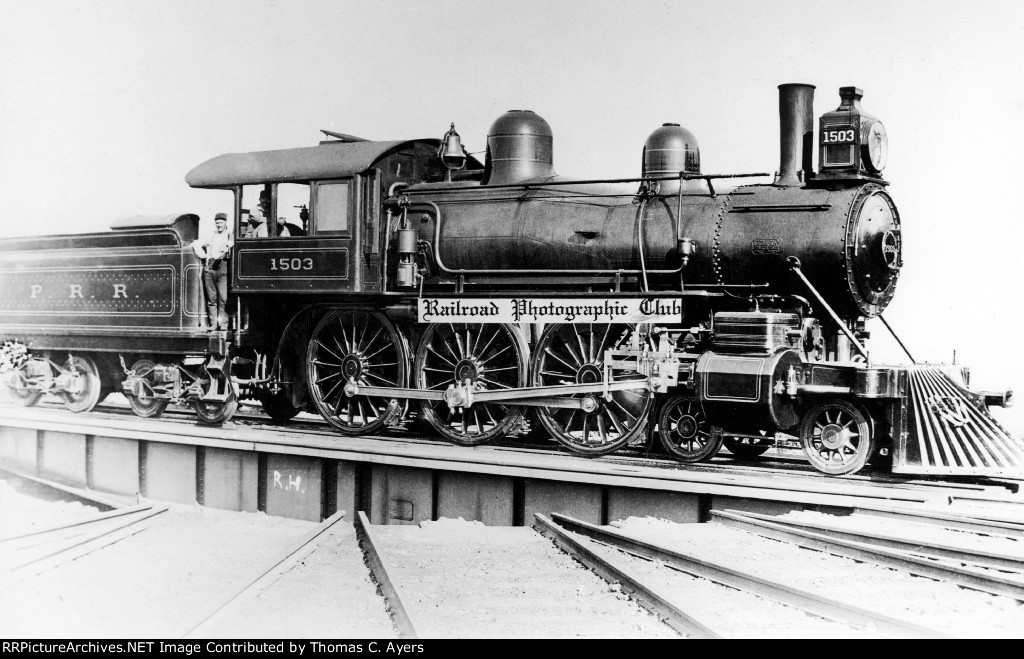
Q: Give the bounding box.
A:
[307,310,408,435]
[799,398,874,475]
[59,354,103,413]
[191,370,238,425]
[724,438,772,461]
[125,359,169,418]
[531,323,652,456]
[414,322,528,446]
[256,388,300,424]
[1,369,43,407]
[658,394,722,462]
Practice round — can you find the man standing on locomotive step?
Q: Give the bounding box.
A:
[192,213,233,330]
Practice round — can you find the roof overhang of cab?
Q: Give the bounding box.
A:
[185,139,440,188]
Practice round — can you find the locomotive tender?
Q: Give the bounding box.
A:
[1,83,1019,477]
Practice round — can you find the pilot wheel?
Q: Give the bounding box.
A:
[799,398,874,475]
[657,394,722,462]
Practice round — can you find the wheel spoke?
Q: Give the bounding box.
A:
[572,326,588,365]
[448,324,464,359]
[478,376,511,389]
[476,327,500,361]
[605,406,627,435]
[478,344,511,365]
[338,318,352,353]
[483,365,519,373]
[362,343,392,362]
[314,340,344,364]
[425,344,456,367]
[314,371,343,384]
[608,397,639,424]
[362,371,397,387]
[544,347,578,372]
[597,323,612,357]
[361,325,385,355]
[560,338,585,369]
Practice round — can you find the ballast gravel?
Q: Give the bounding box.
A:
[613,515,1024,638]
[371,517,679,638]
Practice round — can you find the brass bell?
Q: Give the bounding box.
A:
[439,123,467,176]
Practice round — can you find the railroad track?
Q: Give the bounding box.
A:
[536,512,949,638]
[1,502,167,581]
[713,509,1024,601]
[5,468,1023,638]
[354,512,682,638]
[17,399,1024,511]
[353,505,1019,638]
[185,509,356,638]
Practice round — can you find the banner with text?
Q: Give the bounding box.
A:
[418,298,684,324]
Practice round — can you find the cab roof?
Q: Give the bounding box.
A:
[185,139,440,188]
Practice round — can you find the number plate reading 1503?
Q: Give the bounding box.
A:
[237,248,348,280]
[269,257,313,271]
[822,128,855,144]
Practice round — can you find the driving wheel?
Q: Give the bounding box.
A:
[414,322,528,446]
[531,323,651,456]
[307,310,409,435]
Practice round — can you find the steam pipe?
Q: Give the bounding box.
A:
[775,83,815,187]
[786,257,869,361]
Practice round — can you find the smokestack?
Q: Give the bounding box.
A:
[775,83,815,187]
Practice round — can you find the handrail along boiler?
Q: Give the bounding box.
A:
[0,83,1017,477]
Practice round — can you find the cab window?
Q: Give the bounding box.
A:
[238,183,310,238]
[314,181,350,234]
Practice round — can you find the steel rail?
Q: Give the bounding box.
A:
[533,513,720,638]
[729,511,1024,572]
[852,505,1024,541]
[0,503,155,543]
[547,512,947,639]
[7,505,168,576]
[354,511,425,639]
[712,510,1024,601]
[182,509,348,638]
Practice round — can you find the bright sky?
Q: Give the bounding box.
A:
[2,0,1023,429]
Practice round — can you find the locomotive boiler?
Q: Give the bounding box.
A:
[0,83,1019,478]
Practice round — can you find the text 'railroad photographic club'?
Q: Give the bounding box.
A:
[0,84,1018,478]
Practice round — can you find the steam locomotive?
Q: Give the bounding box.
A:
[0,83,1019,477]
